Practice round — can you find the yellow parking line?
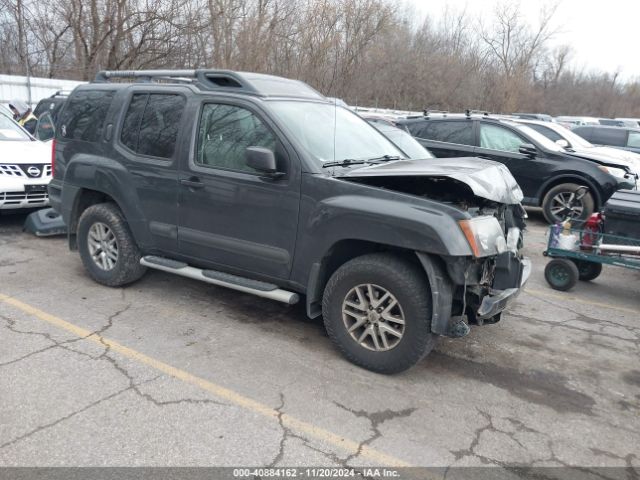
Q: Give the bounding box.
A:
[525,288,639,315]
[0,293,410,467]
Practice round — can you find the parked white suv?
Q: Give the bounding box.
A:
[0,111,52,210]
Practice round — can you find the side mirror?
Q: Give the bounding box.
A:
[555,139,570,148]
[519,143,537,157]
[245,147,284,177]
[35,112,55,142]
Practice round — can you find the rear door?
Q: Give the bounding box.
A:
[177,99,301,280]
[404,119,475,158]
[114,90,187,254]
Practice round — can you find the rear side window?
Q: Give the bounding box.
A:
[412,120,473,145]
[58,90,114,142]
[120,93,186,159]
[591,128,627,147]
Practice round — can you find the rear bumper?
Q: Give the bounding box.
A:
[476,257,531,320]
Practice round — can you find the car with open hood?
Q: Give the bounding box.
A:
[0,110,52,210]
[49,69,529,374]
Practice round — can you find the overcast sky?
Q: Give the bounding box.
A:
[406,0,640,80]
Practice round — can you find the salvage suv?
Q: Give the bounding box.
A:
[49,69,530,373]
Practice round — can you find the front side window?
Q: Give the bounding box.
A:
[627,131,640,148]
[196,104,276,172]
[58,90,114,142]
[480,124,526,153]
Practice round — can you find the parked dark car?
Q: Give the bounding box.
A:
[33,91,69,127]
[512,113,554,122]
[572,125,640,155]
[49,69,530,374]
[397,114,636,224]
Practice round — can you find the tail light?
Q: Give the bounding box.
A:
[51,138,56,177]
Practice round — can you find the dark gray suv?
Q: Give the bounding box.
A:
[49,69,530,373]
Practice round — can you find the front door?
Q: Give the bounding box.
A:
[177,101,300,280]
[474,122,540,200]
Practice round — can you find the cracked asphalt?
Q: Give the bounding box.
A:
[1,209,639,473]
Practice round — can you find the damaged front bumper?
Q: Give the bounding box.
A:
[476,256,531,320]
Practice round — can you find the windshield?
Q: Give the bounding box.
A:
[378,127,433,159]
[0,114,31,141]
[512,124,564,152]
[268,101,404,163]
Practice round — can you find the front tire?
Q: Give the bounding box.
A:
[77,203,147,287]
[542,183,594,224]
[322,253,436,374]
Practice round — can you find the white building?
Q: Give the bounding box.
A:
[0,74,84,108]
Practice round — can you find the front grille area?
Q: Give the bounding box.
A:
[0,165,25,177]
[0,164,51,178]
[0,191,49,206]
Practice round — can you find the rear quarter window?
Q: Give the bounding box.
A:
[58,90,114,142]
[119,93,186,159]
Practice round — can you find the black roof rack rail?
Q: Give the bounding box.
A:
[94,69,262,95]
[423,109,449,117]
[465,109,491,117]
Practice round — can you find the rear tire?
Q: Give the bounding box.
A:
[77,203,147,287]
[544,258,579,291]
[322,253,436,374]
[572,260,603,281]
[542,183,594,224]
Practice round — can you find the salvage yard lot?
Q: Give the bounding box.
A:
[1,210,639,470]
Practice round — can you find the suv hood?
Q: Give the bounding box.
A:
[0,139,51,164]
[336,157,524,204]
[566,146,640,175]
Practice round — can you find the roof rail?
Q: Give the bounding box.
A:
[466,109,491,117]
[94,69,262,95]
[423,109,449,118]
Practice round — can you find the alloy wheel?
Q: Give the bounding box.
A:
[341,284,405,352]
[87,222,118,271]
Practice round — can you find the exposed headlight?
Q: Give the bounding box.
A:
[458,216,504,258]
[599,165,629,179]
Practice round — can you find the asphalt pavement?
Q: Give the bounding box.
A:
[1,209,639,475]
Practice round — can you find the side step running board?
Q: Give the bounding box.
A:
[140,256,300,305]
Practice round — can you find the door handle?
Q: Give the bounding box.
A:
[180,178,205,189]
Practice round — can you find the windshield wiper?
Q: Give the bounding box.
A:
[322,155,401,168]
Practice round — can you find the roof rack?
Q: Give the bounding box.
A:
[423,109,449,118]
[95,69,260,93]
[93,69,324,100]
[465,109,491,118]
